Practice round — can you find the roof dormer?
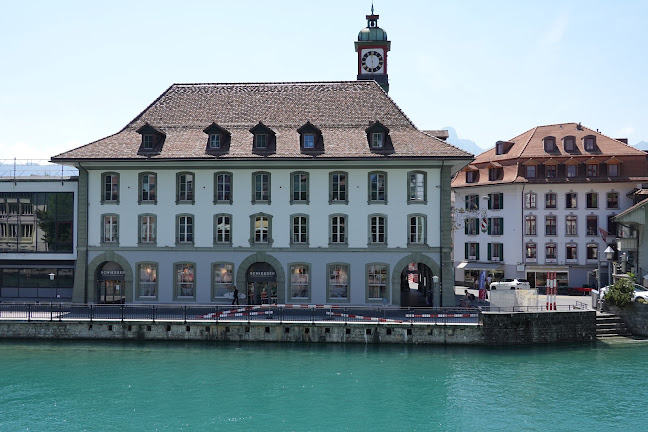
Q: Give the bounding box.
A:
[365,121,392,153]
[583,135,598,152]
[297,121,324,154]
[543,136,557,152]
[563,135,576,152]
[250,122,276,154]
[495,140,513,155]
[203,122,231,154]
[136,123,166,154]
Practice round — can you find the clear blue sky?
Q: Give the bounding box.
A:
[1,0,646,161]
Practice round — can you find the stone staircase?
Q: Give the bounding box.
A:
[596,312,633,338]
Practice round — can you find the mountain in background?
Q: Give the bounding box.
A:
[633,141,648,150]
[444,127,485,156]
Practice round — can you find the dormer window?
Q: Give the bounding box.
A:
[564,136,575,152]
[543,137,556,152]
[143,134,154,150]
[209,134,221,149]
[586,162,599,177]
[255,134,267,149]
[466,170,476,183]
[371,132,383,148]
[304,134,315,148]
[584,136,596,151]
[496,142,503,155]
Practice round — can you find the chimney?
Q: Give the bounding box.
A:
[577,122,582,130]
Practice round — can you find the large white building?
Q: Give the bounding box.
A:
[452,123,648,290]
[51,12,471,306]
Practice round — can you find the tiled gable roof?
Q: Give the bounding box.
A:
[52,81,471,161]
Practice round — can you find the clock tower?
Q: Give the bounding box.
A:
[355,6,391,93]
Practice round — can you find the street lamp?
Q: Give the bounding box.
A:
[432,275,440,307]
[604,246,614,286]
[48,272,56,300]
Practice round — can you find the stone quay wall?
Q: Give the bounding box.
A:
[608,303,648,336]
[0,310,596,345]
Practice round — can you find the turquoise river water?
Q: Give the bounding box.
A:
[0,340,646,431]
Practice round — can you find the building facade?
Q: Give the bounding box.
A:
[0,164,78,301]
[52,80,470,306]
[452,123,648,289]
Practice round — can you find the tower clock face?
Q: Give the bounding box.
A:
[361,50,384,73]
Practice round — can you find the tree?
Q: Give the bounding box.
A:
[604,275,636,308]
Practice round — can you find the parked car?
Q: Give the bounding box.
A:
[489,278,531,290]
[599,283,648,302]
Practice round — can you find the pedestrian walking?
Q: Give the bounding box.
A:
[232,286,239,305]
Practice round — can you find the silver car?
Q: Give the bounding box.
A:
[599,283,648,302]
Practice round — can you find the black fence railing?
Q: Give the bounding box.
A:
[0,303,487,324]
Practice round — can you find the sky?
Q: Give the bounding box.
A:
[1,0,647,162]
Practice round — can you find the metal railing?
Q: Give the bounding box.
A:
[0,303,482,325]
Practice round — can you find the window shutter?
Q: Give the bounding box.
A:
[487,243,492,260]
[465,195,469,209]
[465,243,468,259]
[476,244,480,260]
[500,244,504,261]
[487,195,492,209]
[499,193,504,208]
[487,218,492,235]
[465,222,468,235]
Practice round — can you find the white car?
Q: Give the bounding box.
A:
[489,278,531,290]
[599,283,648,302]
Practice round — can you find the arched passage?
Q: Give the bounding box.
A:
[87,252,134,303]
[236,252,286,304]
[392,254,440,307]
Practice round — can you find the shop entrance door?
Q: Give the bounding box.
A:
[246,262,278,305]
[99,280,125,304]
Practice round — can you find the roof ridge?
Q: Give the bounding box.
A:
[171,81,374,87]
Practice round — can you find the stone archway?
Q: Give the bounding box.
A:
[236,252,286,304]
[392,253,440,307]
[87,252,134,303]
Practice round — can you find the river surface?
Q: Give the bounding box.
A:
[0,340,645,431]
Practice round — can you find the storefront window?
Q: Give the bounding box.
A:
[290,264,309,299]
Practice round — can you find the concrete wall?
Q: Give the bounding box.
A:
[0,310,597,344]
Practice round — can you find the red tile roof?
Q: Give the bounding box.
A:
[452,122,648,187]
[52,81,472,161]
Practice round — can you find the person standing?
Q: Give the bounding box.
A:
[232,286,239,305]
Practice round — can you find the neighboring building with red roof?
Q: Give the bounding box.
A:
[52,80,472,306]
[452,122,648,290]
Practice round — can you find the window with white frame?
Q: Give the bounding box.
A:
[255,134,267,149]
[215,172,232,203]
[566,192,577,209]
[253,172,270,203]
[291,172,308,203]
[586,243,598,260]
[409,215,425,244]
[545,215,557,236]
[546,243,557,262]
[466,242,479,260]
[488,192,504,210]
[408,172,425,202]
[525,192,536,209]
[586,192,598,209]
[465,194,479,210]
[465,217,479,235]
[20,223,33,239]
[177,215,193,244]
[142,134,154,150]
[330,215,346,244]
[564,136,575,152]
[139,214,156,244]
[102,173,119,202]
[292,215,308,244]
[209,133,221,149]
[371,132,383,148]
[566,215,577,236]
[213,263,233,298]
[566,164,577,178]
[545,192,557,209]
[566,244,578,261]
[215,214,231,244]
[488,217,503,235]
[103,215,118,243]
[328,264,349,299]
[369,215,386,244]
[330,172,347,203]
[138,263,157,297]
[177,173,194,203]
[525,215,537,235]
[489,242,503,261]
[584,136,595,151]
[586,163,598,177]
[526,243,537,261]
[369,172,386,202]
[290,264,310,299]
[140,173,157,203]
[176,263,195,298]
[254,215,269,243]
[367,264,388,300]
[544,137,556,151]
[607,192,619,209]
[546,164,557,178]
[303,134,315,149]
[586,215,598,236]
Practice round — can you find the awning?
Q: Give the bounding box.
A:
[525,266,569,272]
[456,262,503,270]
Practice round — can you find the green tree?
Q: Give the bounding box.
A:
[604,275,636,307]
